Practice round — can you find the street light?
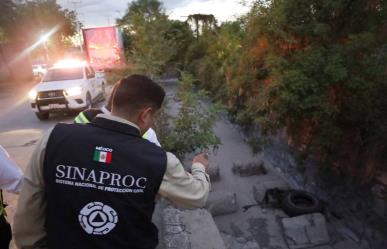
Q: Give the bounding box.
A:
[39,32,51,62]
[7,26,59,67]
[38,32,51,44]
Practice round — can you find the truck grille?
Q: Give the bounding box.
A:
[37,90,64,99]
[37,98,68,106]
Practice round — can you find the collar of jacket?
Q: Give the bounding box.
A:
[90,115,141,137]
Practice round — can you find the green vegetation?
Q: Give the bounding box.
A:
[247,137,270,155]
[0,0,17,43]
[154,73,221,160]
[182,0,387,181]
[0,0,79,51]
[105,67,135,85]
[116,0,386,181]
[117,0,175,78]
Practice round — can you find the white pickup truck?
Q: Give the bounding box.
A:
[28,61,106,120]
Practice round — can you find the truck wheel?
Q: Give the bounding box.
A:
[35,112,49,120]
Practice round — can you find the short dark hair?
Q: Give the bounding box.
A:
[112,75,165,115]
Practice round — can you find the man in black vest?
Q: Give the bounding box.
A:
[14,75,210,249]
[74,83,161,146]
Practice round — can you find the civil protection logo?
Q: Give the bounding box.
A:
[78,202,118,235]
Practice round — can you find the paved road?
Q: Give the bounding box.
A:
[0,81,105,248]
[0,81,78,172]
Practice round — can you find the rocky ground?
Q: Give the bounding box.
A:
[156,81,387,249]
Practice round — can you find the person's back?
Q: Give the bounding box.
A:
[75,107,161,146]
[44,118,166,249]
[14,75,210,249]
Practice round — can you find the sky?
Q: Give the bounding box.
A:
[57,0,255,28]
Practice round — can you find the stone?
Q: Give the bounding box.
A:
[282,213,330,249]
[253,185,264,204]
[208,163,220,181]
[337,227,360,243]
[232,160,267,177]
[182,209,226,249]
[221,233,261,249]
[333,240,362,249]
[307,224,330,245]
[371,184,385,198]
[252,179,289,204]
[206,191,238,217]
[162,207,190,249]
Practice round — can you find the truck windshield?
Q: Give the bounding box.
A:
[43,68,83,82]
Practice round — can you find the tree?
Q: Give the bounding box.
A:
[0,0,18,43]
[185,0,387,181]
[14,0,79,56]
[187,14,217,39]
[164,20,195,69]
[117,0,174,77]
[185,20,245,101]
[156,73,221,159]
[247,0,387,180]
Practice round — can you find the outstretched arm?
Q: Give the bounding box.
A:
[158,152,210,208]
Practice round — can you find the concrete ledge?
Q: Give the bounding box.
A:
[182,209,226,249]
[281,213,330,249]
[208,163,220,181]
[232,160,267,177]
[162,207,190,249]
[252,178,290,203]
[162,207,226,249]
[221,233,261,249]
[206,191,238,217]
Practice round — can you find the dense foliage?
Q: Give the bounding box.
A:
[117,0,175,77]
[0,0,79,60]
[185,0,387,181]
[0,0,17,43]
[154,73,221,159]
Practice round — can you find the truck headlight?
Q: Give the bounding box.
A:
[28,90,37,100]
[64,86,82,97]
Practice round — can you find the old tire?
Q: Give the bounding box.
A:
[35,112,49,121]
[281,190,323,217]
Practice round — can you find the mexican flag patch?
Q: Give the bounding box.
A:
[93,146,113,164]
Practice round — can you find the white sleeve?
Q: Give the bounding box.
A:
[0,145,23,194]
[146,128,161,147]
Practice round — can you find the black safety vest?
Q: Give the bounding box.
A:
[43,117,167,249]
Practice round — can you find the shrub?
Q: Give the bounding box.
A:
[155,73,221,159]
